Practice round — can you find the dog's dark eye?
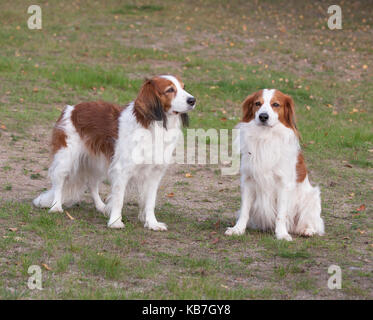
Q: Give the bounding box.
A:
[166,87,175,93]
[255,101,261,107]
[272,103,280,107]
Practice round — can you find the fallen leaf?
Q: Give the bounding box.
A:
[357,229,366,234]
[166,192,175,198]
[344,164,353,168]
[185,173,192,178]
[8,228,18,232]
[356,204,366,212]
[65,211,75,220]
[42,263,52,271]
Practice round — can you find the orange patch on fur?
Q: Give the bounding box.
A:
[71,101,124,160]
[271,90,299,137]
[241,90,263,122]
[133,77,175,128]
[51,109,67,154]
[296,152,307,183]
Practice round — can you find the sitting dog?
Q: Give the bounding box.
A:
[225,89,324,241]
[33,75,196,230]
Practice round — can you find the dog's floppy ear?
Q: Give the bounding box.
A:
[241,92,257,122]
[283,94,299,137]
[134,79,167,129]
[180,113,189,127]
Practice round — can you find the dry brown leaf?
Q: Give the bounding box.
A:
[185,173,192,178]
[356,204,366,212]
[166,192,175,198]
[65,211,75,220]
[9,227,18,232]
[42,263,52,271]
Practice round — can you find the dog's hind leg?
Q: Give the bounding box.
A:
[48,149,76,213]
[89,179,106,215]
[294,184,324,237]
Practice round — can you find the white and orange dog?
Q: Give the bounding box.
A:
[225,89,324,241]
[33,75,196,230]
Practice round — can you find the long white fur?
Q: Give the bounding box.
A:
[225,89,324,241]
[33,75,195,230]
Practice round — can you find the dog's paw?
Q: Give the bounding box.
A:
[102,206,111,218]
[276,232,293,241]
[225,226,245,236]
[138,213,146,223]
[144,221,168,231]
[302,227,316,237]
[49,204,63,213]
[95,203,106,215]
[108,219,125,229]
[32,197,41,208]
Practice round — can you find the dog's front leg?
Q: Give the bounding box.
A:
[142,170,167,231]
[275,184,293,241]
[225,177,253,236]
[106,171,130,229]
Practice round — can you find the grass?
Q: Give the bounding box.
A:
[0,0,372,300]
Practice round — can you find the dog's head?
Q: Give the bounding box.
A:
[134,75,196,129]
[241,89,298,135]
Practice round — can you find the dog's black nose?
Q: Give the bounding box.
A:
[259,113,269,123]
[187,97,196,106]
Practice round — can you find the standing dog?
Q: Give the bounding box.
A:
[225,89,324,241]
[33,75,196,230]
